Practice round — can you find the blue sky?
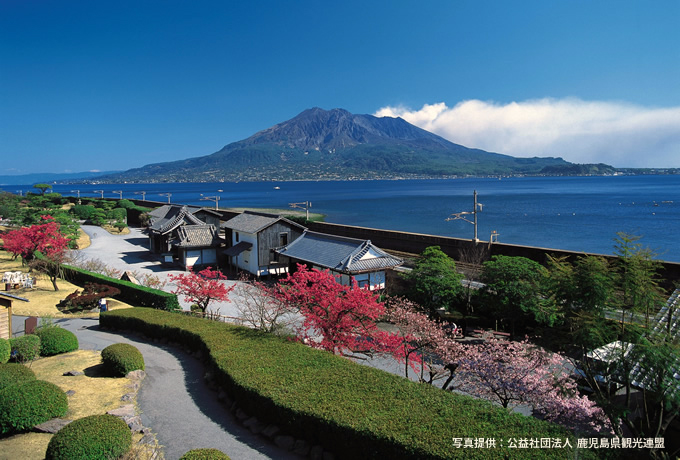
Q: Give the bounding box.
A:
[1,0,678,174]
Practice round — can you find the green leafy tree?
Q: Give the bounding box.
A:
[614,232,664,332]
[403,246,463,316]
[480,255,559,335]
[32,183,52,195]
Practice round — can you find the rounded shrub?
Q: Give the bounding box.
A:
[0,338,10,364]
[0,379,68,434]
[179,448,231,460]
[45,414,132,460]
[101,343,145,377]
[9,334,41,363]
[36,328,79,356]
[0,363,36,392]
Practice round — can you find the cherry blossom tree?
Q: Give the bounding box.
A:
[386,297,464,388]
[453,333,609,433]
[275,265,402,355]
[169,267,234,314]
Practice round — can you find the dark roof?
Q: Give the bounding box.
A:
[275,230,402,273]
[149,205,206,234]
[221,211,305,234]
[0,292,29,302]
[223,241,253,256]
[173,225,222,248]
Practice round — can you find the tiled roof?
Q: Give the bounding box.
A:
[275,230,402,274]
[173,225,222,248]
[150,206,205,234]
[221,211,305,234]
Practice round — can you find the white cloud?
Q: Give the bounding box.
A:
[374,99,680,168]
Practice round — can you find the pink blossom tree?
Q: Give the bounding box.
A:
[453,333,610,433]
[386,297,464,388]
[169,267,234,314]
[275,265,402,355]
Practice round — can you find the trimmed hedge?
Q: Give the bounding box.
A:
[100,308,599,460]
[46,414,132,460]
[0,379,68,433]
[180,448,231,460]
[0,363,36,392]
[36,327,79,356]
[101,343,145,377]
[10,334,41,363]
[61,264,179,310]
[0,338,9,364]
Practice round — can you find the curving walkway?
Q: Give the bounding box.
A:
[12,316,298,460]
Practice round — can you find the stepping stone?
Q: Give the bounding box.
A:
[34,418,72,433]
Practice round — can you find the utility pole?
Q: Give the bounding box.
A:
[159,193,172,204]
[200,194,220,210]
[93,190,104,199]
[289,201,312,220]
[134,191,146,201]
[112,190,123,200]
[446,190,483,242]
[70,190,81,205]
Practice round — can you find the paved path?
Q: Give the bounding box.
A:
[13,315,297,460]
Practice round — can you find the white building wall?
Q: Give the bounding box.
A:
[233,231,259,275]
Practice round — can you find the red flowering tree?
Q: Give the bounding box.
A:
[453,334,610,433]
[169,267,234,314]
[3,215,69,262]
[386,297,464,388]
[275,265,402,355]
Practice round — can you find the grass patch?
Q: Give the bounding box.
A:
[225,207,325,222]
[0,251,133,318]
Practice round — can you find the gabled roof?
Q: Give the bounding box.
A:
[149,205,206,235]
[221,211,306,234]
[173,224,223,248]
[275,230,402,274]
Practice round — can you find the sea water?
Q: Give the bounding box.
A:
[30,175,680,262]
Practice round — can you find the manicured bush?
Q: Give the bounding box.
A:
[45,414,132,460]
[62,264,179,310]
[101,343,145,377]
[0,379,68,433]
[100,308,595,460]
[36,327,79,356]
[9,334,41,363]
[57,283,121,313]
[0,363,36,392]
[179,448,231,460]
[0,338,10,364]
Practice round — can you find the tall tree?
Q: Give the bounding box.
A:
[32,183,52,195]
[403,246,464,316]
[480,255,560,335]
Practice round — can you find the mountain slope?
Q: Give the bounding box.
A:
[98,108,581,183]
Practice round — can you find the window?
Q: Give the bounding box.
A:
[235,232,239,242]
[279,232,288,247]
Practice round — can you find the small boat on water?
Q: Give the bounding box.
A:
[273,186,280,190]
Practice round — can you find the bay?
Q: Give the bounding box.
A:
[21,175,680,262]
